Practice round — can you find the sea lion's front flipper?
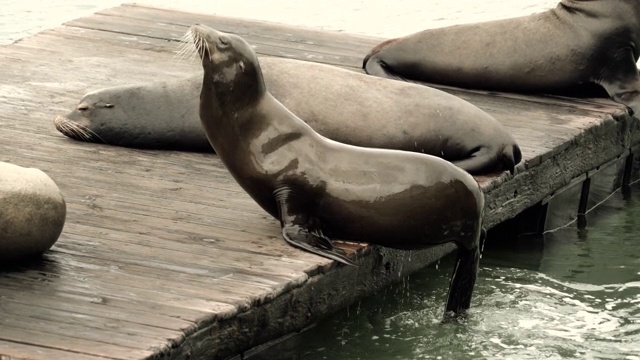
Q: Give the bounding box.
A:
[274,186,356,266]
[598,46,640,116]
[281,225,356,265]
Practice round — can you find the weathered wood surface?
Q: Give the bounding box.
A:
[1,4,639,360]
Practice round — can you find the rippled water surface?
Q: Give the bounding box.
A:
[250,185,640,359]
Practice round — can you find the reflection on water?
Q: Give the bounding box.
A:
[249,185,640,359]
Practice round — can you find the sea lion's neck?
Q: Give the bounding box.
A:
[213,59,265,107]
[201,63,265,113]
[199,67,267,151]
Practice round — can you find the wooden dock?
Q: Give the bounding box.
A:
[1,4,639,359]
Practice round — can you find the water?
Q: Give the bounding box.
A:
[2,1,638,359]
[0,0,120,45]
[249,185,640,359]
[0,0,557,45]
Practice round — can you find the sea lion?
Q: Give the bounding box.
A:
[192,24,485,315]
[54,59,521,175]
[363,0,640,115]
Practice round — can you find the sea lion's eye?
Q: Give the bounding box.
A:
[104,103,114,108]
[77,105,89,111]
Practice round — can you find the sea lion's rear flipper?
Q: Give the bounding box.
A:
[598,47,640,116]
[362,38,408,81]
[362,56,407,82]
[451,145,521,175]
[443,231,482,319]
[274,186,356,266]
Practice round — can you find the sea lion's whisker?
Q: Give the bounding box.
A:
[189,28,207,61]
[58,121,78,138]
[187,28,198,54]
[192,33,200,51]
[81,124,107,144]
[173,31,199,63]
[203,37,211,60]
[73,121,105,143]
[180,30,192,44]
[173,44,188,61]
[174,47,191,63]
[66,122,90,141]
[56,118,107,144]
[73,124,92,141]
[62,122,85,140]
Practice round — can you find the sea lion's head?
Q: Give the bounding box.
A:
[189,24,265,108]
[53,90,121,144]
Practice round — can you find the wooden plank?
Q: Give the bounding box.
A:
[0,278,207,326]
[51,237,311,297]
[0,324,153,360]
[64,14,366,69]
[0,340,110,360]
[0,309,170,353]
[1,269,235,314]
[97,4,383,50]
[0,285,195,331]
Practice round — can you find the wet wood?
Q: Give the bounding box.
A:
[1,3,638,360]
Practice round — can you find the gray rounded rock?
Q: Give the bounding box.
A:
[0,162,66,263]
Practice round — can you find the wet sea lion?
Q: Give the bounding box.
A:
[54,58,521,175]
[192,24,485,315]
[363,0,640,115]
